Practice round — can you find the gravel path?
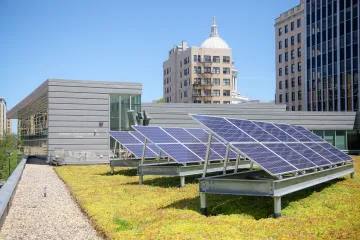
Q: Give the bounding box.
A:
[0,164,101,240]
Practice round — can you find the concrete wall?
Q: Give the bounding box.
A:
[47,79,142,163]
[142,103,358,130]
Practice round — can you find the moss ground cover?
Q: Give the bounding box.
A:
[55,156,360,239]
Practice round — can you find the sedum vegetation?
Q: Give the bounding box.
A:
[0,134,23,181]
[56,156,360,239]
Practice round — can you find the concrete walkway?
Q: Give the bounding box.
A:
[0,165,101,240]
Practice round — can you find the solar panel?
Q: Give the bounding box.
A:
[291,126,324,142]
[318,142,353,160]
[253,121,298,142]
[191,115,256,143]
[232,143,297,174]
[264,143,316,169]
[286,143,332,166]
[132,126,178,143]
[108,131,142,144]
[184,143,222,160]
[156,144,202,163]
[122,144,158,158]
[304,143,343,163]
[227,119,280,142]
[209,143,238,159]
[274,123,313,142]
[162,128,200,143]
[191,114,353,177]
[130,131,146,143]
[185,128,220,143]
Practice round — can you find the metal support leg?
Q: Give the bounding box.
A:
[274,196,281,218]
[110,166,114,175]
[180,176,185,188]
[350,172,355,178]
[200,192,208,216]
[139,175,143,185]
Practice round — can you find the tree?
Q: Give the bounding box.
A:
[154,98,164,103]
[0,134,22,181]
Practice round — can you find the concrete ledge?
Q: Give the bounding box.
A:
[0,158,27,229]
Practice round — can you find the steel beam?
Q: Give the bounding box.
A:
[274,196,281,218]
[200,192,207,216]
[180,176,185,187]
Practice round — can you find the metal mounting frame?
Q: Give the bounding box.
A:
[198,162,355,217]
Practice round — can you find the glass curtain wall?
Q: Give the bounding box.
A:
[109,94,141,153]
[312,129,360,153]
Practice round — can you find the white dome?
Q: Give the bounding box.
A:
[201,36,230,49]
[200,16,230,49]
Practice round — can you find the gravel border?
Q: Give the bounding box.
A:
[0,164,101,240]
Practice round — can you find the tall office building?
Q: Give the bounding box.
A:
[0,97,7,137]
[275,1,305,111]
[163,17,243,104]
[305,0,359,111]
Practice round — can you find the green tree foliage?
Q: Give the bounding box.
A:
[154,98,164,103]
[0,134,22,181]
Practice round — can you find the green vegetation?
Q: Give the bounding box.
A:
[154,98,164,103]
[56,156,360,239]
[0,134,23,181]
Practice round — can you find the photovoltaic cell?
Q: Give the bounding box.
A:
[184,144,222,160]
[132,126,178,143]
[286,143,332,166]
[108,131,141,144]
[162,128,200,143]
[192,115,256,143]
[264,143,316,169]
[291,126,324,142]
[232,143,297,174]
[185,128,220,143]
[157,144,202,163]
[130,131,146,143]
[318,142,353,160]
[122,144,157,158]
[227,119,280,142]
[304,143,342,163]
[252,121,297,142]
[210,143,238,159]
[274,123,313,142]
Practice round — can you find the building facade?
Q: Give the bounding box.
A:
[163,17,243,104]
[8,79,142,163]
[305,0,359,112]
[275,1,305,111]
[0,98,6,137]
[6,119,12,134]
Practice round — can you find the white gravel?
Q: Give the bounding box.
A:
[0,164,101,240]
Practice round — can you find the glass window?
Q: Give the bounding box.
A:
[285,66,289,75]
[297,18,301,28]
[279,54,282,63]
[279,81,283,89]
[285,25,288,33]
[223,101,231,104]
[223,79,230,85]
[213,101,220,104]
[110,94,140,132]
[298,91,302,99]
[279,27,282,36]
[213,78,220,85]
[223,90,230,96]
[204,55,211,62]
[285,52,289,61]
[298,62,302,72]
[313,130,324,138]
[336,130,346,150]
[347,130,360,151]
[279,68,283,76]
[298,105,302,111]
[213,56,220,63]
[212,67,220,74]
[298,76,302,86]
[291,50,295,59]
[291,22,294,31]
[285,38,288,48]
[184,91,188,97]
[297,33,301,43]
[324,130,335,145]
[286,93,289,102]
[279,41,282,49]
[223,68,231,74]
[223,56,230,63]
[279,94,283,103]
[285,79,289,88]
[298,47,302,57]
[213,89,220,96]
[291,36,295,45]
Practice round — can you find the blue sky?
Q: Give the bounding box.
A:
[0,0,299,110]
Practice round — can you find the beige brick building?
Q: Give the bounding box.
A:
[6,119,12,134]
[275,1,305,111]
[163,17,242,104]
[0,97,7,137]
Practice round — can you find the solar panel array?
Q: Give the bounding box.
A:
[108,131,165,159]
[132,126,238,163]
[191,115,353,176]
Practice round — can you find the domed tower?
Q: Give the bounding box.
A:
[162,16,242,104]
